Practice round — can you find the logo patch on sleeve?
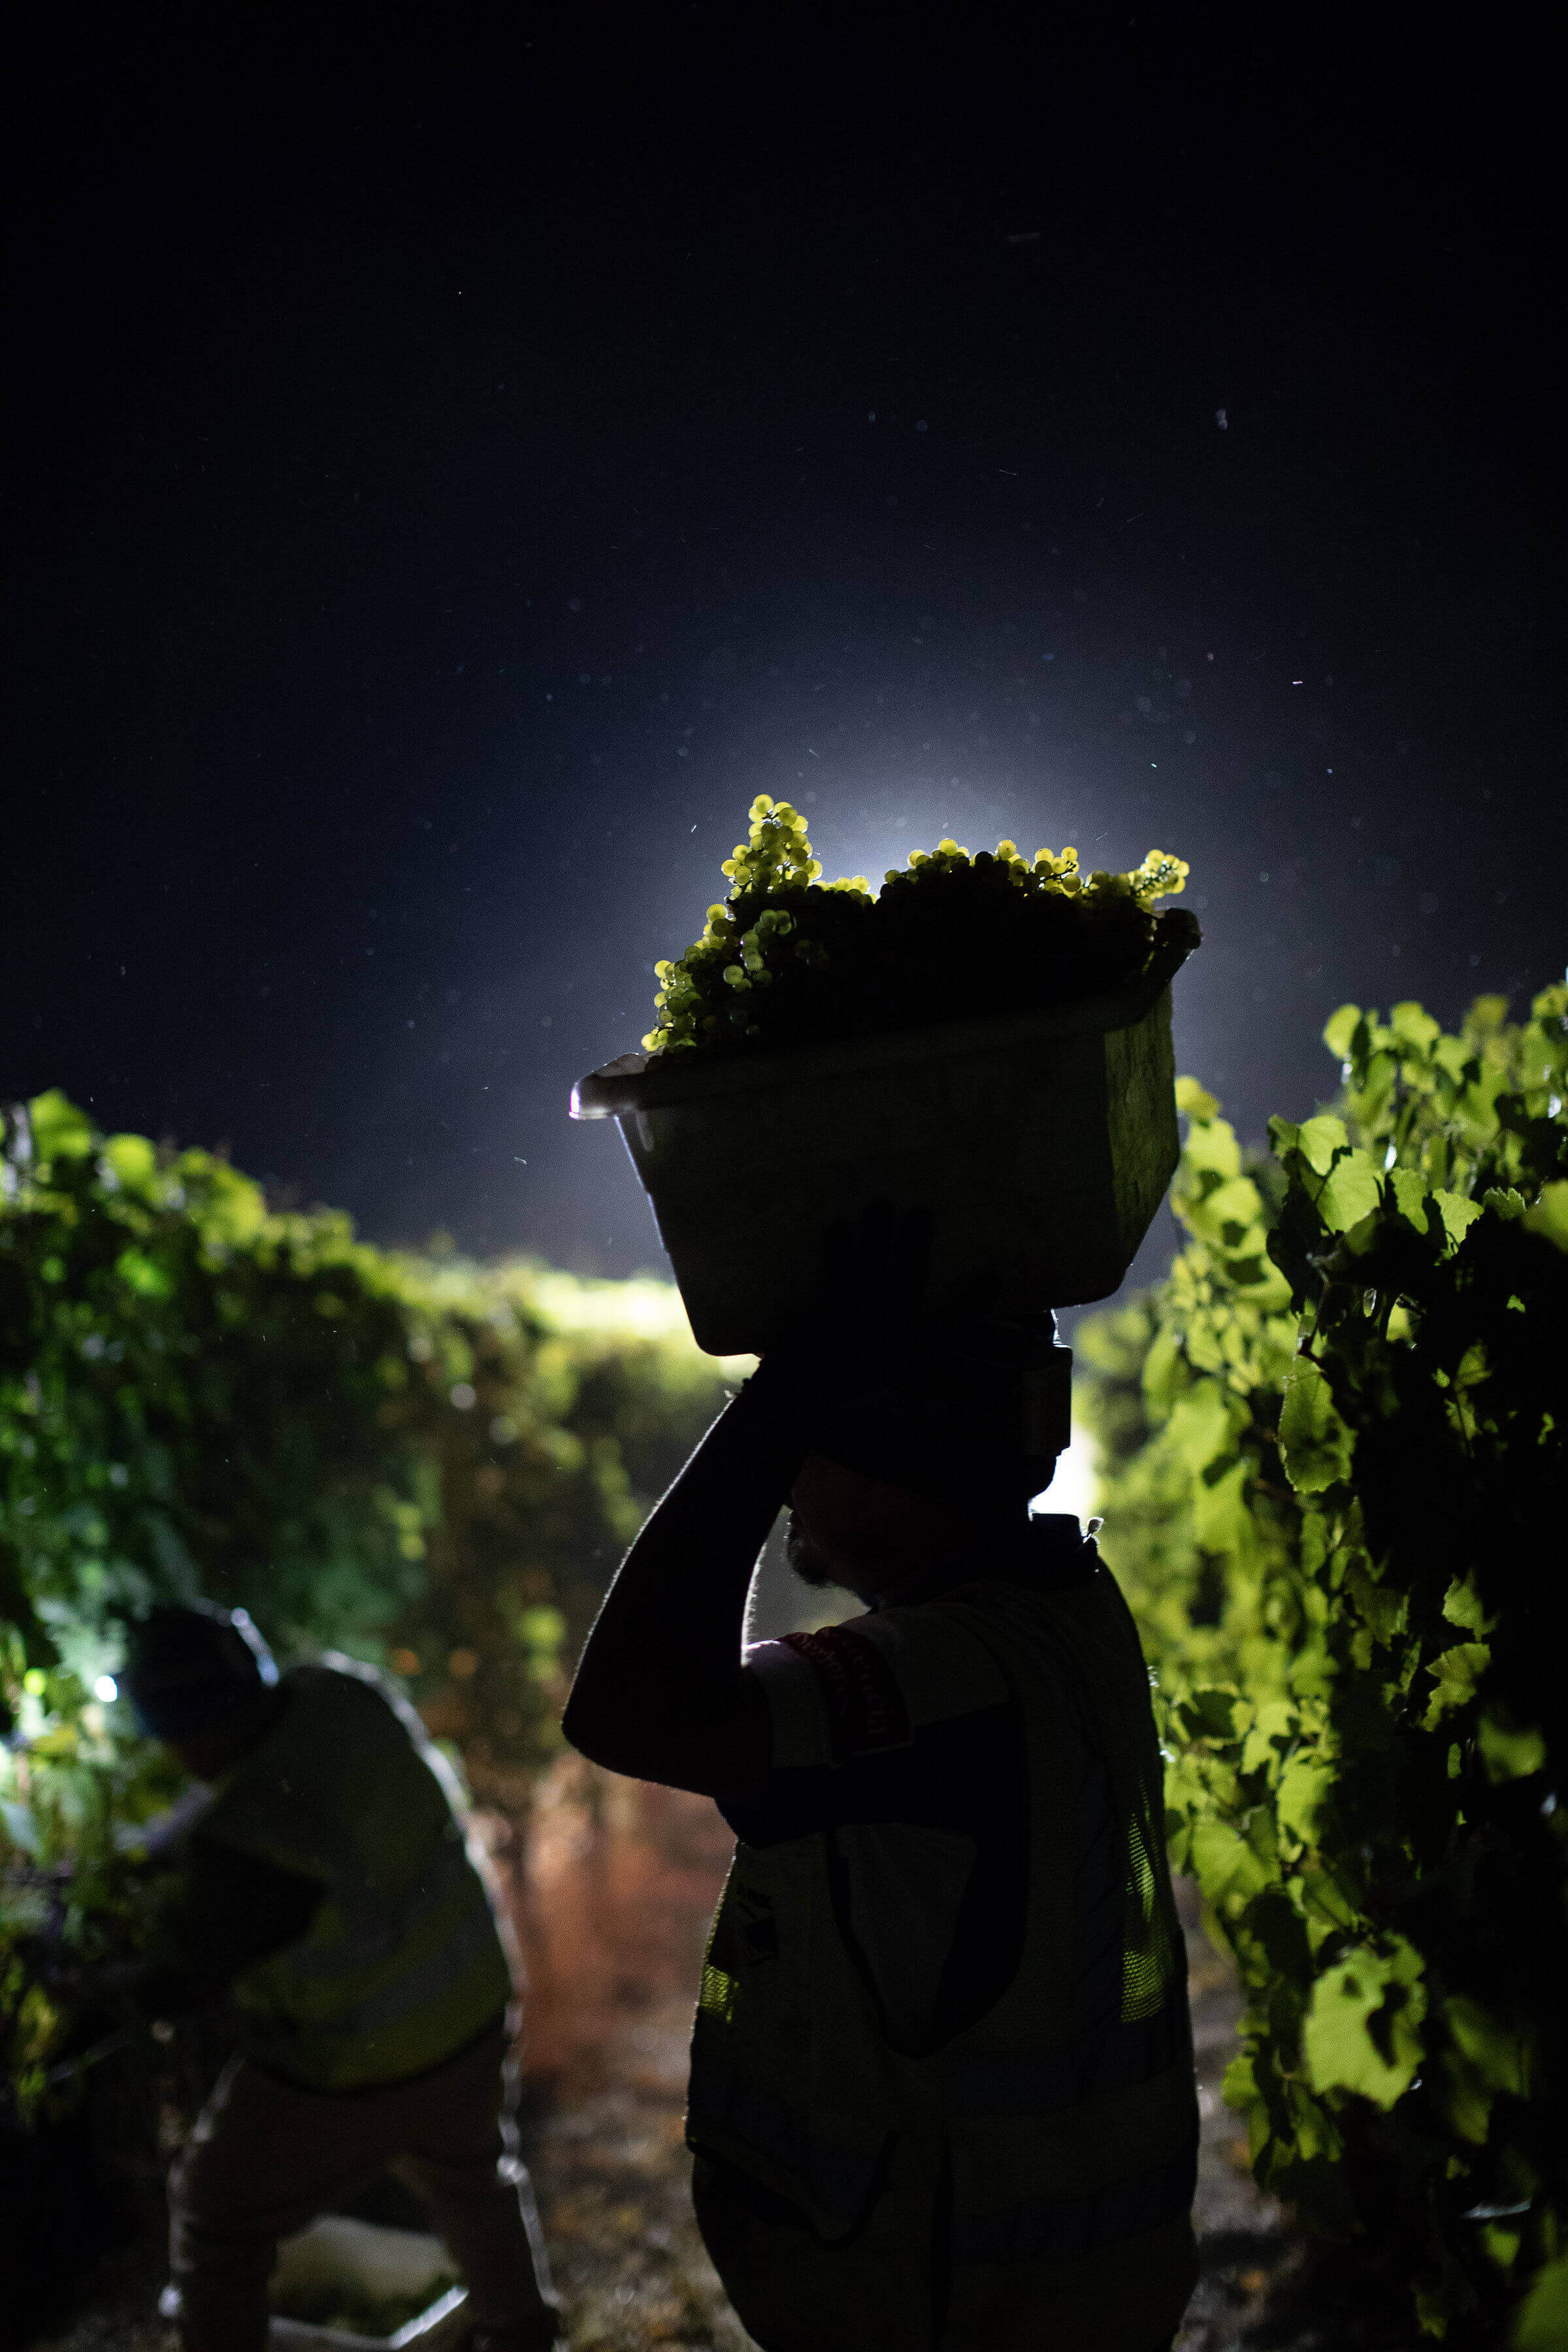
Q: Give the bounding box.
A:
[779,1627,912,1762]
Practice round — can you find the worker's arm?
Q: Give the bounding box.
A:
[95,1833,324,2018]
[565,1202,929,1797]
[562,1367,815,1796]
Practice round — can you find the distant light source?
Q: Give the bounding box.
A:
[1036,1424,1100,1526]
[94,1674,118,1703]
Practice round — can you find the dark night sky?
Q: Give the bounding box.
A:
[3,8,1557,1294]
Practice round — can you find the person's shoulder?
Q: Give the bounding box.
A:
[941,1563,1155,1718]
[1023,1557,1143,1643]
[287,1655,413,1735]
[240,1659,407,1783]
[287,1656,384,1703]
[853,1603,1012,1722]
[745,1606,1008,1770]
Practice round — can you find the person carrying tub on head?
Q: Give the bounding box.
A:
[564,1213,1199,2352]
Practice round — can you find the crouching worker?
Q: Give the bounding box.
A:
[105,1603,561,2352]
[563,1267,1199,2352]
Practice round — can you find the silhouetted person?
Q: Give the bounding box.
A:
[565,1265,1198,2352]
[103,1602,561,2352]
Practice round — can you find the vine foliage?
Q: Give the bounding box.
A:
[1078,987,1568,2345]
[1,1091,732,2127]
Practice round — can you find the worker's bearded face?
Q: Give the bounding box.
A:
[786,1453,974,1604]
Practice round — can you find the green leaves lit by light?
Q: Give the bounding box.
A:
[1309,1143,1382,1235]
[1511,2255,1568,2351]
[1475,1711,1547,1785]
[1521,1180,1568,1253]
[99,1133,157,1192]
[2,1091,736,2123]
[1173,1074,1220,1122]
[1434,1189,1485,1250]
[1422,1643,1492,1731]
[1322,1003,1363,1062]
[1185,1815,1274,1916]
[1302,1937,1426,2107]
[1274,1745,1337,1848]
[1440,1993,1536,2148]
[25,1089,95,1161]
[1277,1360,1354,1494]
[1441,1575,1494,1635]
[113,1247,175,1301]
[517,1603,566,1652]
[1076,979,1568,2340]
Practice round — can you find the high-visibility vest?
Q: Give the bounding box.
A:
[687,1567,1199,2352]
[198,1658,514,2091]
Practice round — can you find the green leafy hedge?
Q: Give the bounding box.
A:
[1077,989,1568,2345]
[1,1090,734,2122]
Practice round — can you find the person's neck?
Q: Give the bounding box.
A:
[857,1512,1038,1609]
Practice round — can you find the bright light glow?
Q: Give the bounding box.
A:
[529,1269,693,1338]
[526,1269,755,1376]
[1034,1420,1101,1527]
[94,1674,118,1704]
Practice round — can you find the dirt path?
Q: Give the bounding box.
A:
[515,1762,760,2351]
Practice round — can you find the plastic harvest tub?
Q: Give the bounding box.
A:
[571,923,1197,1356]
[159,2217,470,2351]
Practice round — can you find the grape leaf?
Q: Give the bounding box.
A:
[1302,1938,1426,2107]
[1175,1074,1220,1121]
[1521,1181,1568,1253]
[1315,1151,1382,1232]
[1279,1358,1355,1494]
[1511,2255,1568,2352]
[1389,1002,1443,1053]
[1388,1166,1432,1233]
[1322,1004,1362,1060]
[1476,1712,1546,1785]
[27,1088,97,1162]
[1277,1747,1335,1846]
[1431,1189,1483,1250]
[1296,1114,1350,1176]
[1422,1643,1492,1729]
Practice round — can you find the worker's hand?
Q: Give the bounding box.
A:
[753,1199,934,1411]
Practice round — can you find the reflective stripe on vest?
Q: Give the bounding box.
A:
[688,1831,896,2243]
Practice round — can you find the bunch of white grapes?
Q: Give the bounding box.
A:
[642,794,1188,1056]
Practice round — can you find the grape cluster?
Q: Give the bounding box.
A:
[642,796,1191,1059]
